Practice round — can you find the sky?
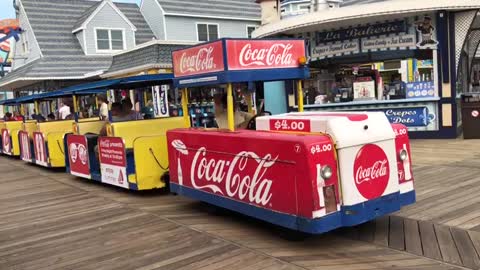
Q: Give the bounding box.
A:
[0,0,142,20]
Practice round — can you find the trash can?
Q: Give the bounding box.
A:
[461,93,480,139]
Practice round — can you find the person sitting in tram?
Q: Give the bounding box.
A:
[4,112,12,121]
[12,111,24,121]
[98,95,109,121]
[47,113,55,121]
[141,100,155,119]
[58,102,71,120]
[121,98,143,120]
[213,93,253,129]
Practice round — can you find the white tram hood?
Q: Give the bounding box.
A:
[256,111,400,206]
[255,111,396,149]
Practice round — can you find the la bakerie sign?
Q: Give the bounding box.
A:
[173,39,306,77]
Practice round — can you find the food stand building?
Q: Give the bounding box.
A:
[254,0,480,138]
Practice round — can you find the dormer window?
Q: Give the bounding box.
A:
[95,28,125,52]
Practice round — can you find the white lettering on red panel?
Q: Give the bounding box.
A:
[269,119,311,132]
[173,41,225,77]
[227,40,305,70]
[173,139,276,206]
[353,144,390,200]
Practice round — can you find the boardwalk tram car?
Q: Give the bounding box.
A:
[16,85,107,168]
[165,38,416,233]
[65,74,188,190]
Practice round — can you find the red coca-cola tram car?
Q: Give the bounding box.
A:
[166,38,415,233]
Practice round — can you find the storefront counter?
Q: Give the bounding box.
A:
[295,97,440,134]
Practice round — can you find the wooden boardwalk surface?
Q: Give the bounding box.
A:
[344,139,480,269]
[0,149,468,270]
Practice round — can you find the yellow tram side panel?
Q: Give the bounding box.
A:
[23,121,37,137]
[46,132,67,167]
[109,117,187,190]
[74,120,104,135]
[37,120,75,167]
[79,117,101,123]
[5,121,24,156]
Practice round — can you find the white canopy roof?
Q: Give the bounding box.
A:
[254,0,480,38]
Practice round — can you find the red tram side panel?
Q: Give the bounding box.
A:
[167,129,342,233]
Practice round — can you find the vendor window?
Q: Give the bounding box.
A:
[197,23,219,42]
[300,50,436,106]
[247,26,258,38]
[95,29,125,52]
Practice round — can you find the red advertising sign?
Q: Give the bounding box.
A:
[19,131,32,162]
[67,135,90,178]
[269,119,311,132]
[172,40,225,77]
[2,128,11,155]
[33,132,48,167]
[226,39,306,71]
[353,144,390,200]
[98,137,128,189]
[168,130,340,219]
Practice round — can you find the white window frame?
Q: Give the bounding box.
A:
[246,25,258,38]
[94,27,126,53]
[298,3,310,11]
[195,22,220,42]
[21,32,29,55]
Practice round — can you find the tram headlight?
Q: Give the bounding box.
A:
[399,149,408,161]
[321,165,333,179]
[298,56,307,66]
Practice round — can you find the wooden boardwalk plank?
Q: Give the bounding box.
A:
[404,218,423,256]
[434,224,462,265]
[450,228,480,269]
[373,216,389,247]
[389,216,405,251]
[418,221,442,261]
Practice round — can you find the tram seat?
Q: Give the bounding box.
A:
[5,121,23,155]
[37,120,74,167]
[107,117,188,190]
[79,117,100,123]
[23,121,37,137]
[75,120,104,135]
[37,120,75,136]
[108,117,187,149]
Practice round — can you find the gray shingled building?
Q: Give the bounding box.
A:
[1,0,262,91]
[1,0,155,92]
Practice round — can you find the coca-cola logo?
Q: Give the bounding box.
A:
[239,43,294,67]
[2,130,10,153]
[173,140,277,206]
[179,47,216,74]
[353,144,390,200]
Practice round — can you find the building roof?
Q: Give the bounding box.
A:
[72,1,103,31]
[0,56,113,90]
[341,0,389,6]
[102,40,195,78]
[0,0,155,90]
[157,0,261,21]
[254,0,480,38]
[21,0,154,57]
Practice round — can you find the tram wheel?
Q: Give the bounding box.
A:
[276,227,310,241]
[161,173,173,194]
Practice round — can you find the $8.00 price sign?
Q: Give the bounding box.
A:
[269,119,311,132]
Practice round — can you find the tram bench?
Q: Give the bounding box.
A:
[73,119,104,135]
[36,120,75,167]
[100,117,188,190]
[3,121,24,156]
[23,120,37,137]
